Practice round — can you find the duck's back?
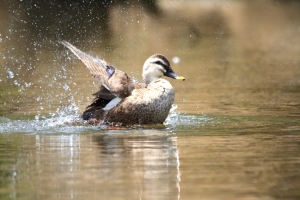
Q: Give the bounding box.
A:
[106,79,175,125]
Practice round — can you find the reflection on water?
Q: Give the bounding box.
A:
[1,128,300,199]
[0,0,300,199]
[0,132,181,199]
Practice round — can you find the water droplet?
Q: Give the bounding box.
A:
[13,80,18,85]
[25,82,32,87]
[7,70,14,78]
[172,56,180,64]
[63,84,70,91]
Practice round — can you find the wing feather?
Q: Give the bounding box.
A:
[62,41,108,81]
[62,41,135,98]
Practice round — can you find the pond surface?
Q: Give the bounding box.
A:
[0,1,300,199]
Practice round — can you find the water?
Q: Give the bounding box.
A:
[0,114,299,199]
[1,0,300,199]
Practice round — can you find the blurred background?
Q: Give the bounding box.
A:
[1,1,300,200]
[0,0,299,117]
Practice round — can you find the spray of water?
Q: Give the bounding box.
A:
[165,104,212,129]
[0,97,98,133]
[0,102,211,133]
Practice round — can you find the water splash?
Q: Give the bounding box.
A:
[63,83,70,91]
[0,100,97,133]
[165,104,212,128]
[0,102,212,133]
[165,104,179,125]
[7,69,14,78]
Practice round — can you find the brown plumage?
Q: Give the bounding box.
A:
[62,41,185,126]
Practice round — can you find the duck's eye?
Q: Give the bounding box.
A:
[163,67,172,73]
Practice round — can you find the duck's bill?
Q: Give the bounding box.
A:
[164,71,185,81]
[175,76,185,81]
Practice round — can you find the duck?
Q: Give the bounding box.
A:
[61,41,185,126]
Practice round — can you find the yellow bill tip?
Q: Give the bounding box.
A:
[176,76,185,81]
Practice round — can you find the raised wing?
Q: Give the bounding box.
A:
[62,41,135,98]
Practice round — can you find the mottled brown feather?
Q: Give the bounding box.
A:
[105,79,174,125]
[82,83,146,122]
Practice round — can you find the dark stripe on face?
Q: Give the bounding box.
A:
[155,54,170,67]
[153,60,168,69]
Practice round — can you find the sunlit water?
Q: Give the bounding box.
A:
[0,104,212,134]
[1,0,300,199]
[1,103,299,199]
[1,111,300,199]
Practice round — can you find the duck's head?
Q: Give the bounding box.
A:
[142,54,185,84]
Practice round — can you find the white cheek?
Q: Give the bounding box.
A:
[148,67,164,77]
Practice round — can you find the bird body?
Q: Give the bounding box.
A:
[62,41,185,126]
[105,78,175,125]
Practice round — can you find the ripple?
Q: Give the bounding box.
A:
[0,104,212,134]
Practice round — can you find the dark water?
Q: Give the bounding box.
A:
[1,0,300,199]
